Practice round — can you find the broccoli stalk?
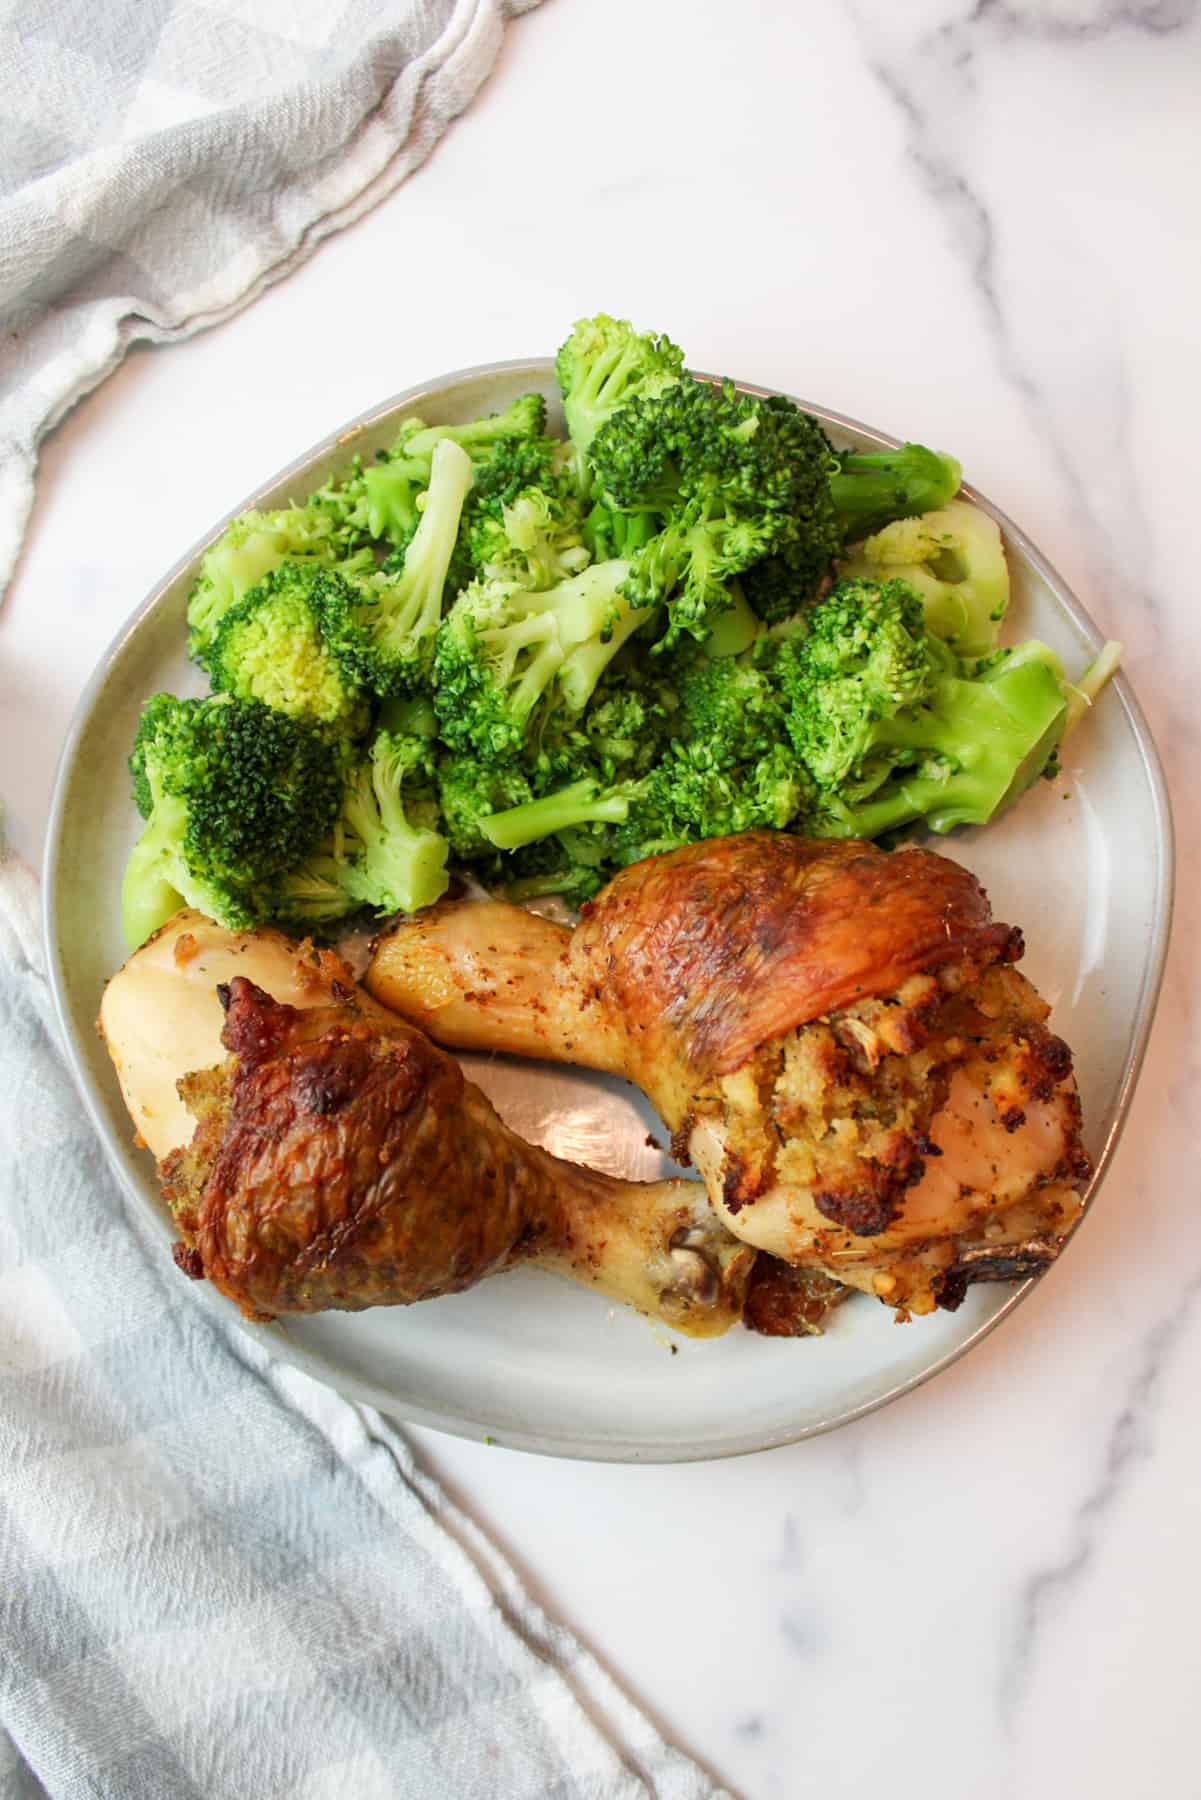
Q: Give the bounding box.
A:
[355,437,474,694]
[829,443,962,542]
[837,498,1010,657]
[121,778,192,952]
[479,777,639,850]
[339,732,450,914]
[813,641,1070,838]
[1062,640,1123,740]
[554,562,653,711]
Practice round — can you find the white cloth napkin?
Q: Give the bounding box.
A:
[0,844,723,1798]
[0,0,542,601]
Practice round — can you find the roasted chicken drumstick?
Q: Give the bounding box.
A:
[368,833,1091,1317]
[99,914,754,1334]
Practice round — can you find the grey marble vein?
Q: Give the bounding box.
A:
[971,0,1197,40]
[850,0,1175,629]
[999,1265,1201,1726]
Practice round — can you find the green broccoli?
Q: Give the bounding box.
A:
[436,753,535,857]
[433,560,652,759]
[778,579,937,795]
[347,437,474,695]
[777,578,1090,837]
[121,693,343,949]
[273,730,449,923]
[186,506,374,662]
[837,498,1010,657]
[477,777,643,851]
[355,395,551,540]
[467,488,591,590]
[590,380,825,649]
[206,562,368,733]
[555,314,686,491]
[625,739,810,854]
[828,443,962,543]
[675,652,789,766]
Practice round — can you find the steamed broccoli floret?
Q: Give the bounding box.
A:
[778,579,938,795]
[436,753,534,857]
[467,488,591,590]
[829,443,962,542]
[308,396,550,568]
[186,506,373,662]
[590,380,826,650]
[122,693,342,949]
[433,560,651,759]
[544,679,675,785]
[837,499,1010,657]
[348,437,474,695]
[336,730,449,913]
[555,314,686,490]
[776,578,1079,837]
[675,653,788,766]
[206,563,368,734]
[625,739,810,855]
[273,731,449,923]
[434,580,567,761]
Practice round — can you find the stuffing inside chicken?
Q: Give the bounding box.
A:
[99,912,755,1335]
[368,833,1090,1318]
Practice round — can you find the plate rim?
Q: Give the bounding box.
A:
[42,358,1176,1462]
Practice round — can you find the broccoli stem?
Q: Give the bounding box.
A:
[830,445,962,540]
[702,581,761,658]
[375,438,474,657]
[121,825,185,950]
[822,643,1068,838]
[480,779,635,851]
[1062,640,1122,740]
[482,612,566,721]
[341,748,449,915]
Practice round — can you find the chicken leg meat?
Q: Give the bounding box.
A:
[368,833,1091,1317]
[99,913,754,1334]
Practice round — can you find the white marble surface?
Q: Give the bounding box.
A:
[3,1,1198,1794]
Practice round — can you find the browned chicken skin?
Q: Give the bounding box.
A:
[100,915,755,1336]
[368,833,1091,1318]
[163,976,755,1330]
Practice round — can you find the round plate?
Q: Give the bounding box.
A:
[43,360,1174,1462]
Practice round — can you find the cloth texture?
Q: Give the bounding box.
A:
[0,842,721,1798]
[0,0,542,601]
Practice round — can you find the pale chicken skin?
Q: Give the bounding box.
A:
[100,913,755,1336]
[368,834,1091,1318]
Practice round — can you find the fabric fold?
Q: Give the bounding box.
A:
[0,843,722,1797]
[0,0,544,599]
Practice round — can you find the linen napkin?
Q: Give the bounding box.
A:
[0,841,723,1798]
[0,0,543,602]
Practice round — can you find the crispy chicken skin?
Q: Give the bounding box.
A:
[368,833,1091,1318]
[101,914,754,1335]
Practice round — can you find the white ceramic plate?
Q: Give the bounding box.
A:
[44,361,1174,1462]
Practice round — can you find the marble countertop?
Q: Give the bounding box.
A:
[3,2,1197,1794]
